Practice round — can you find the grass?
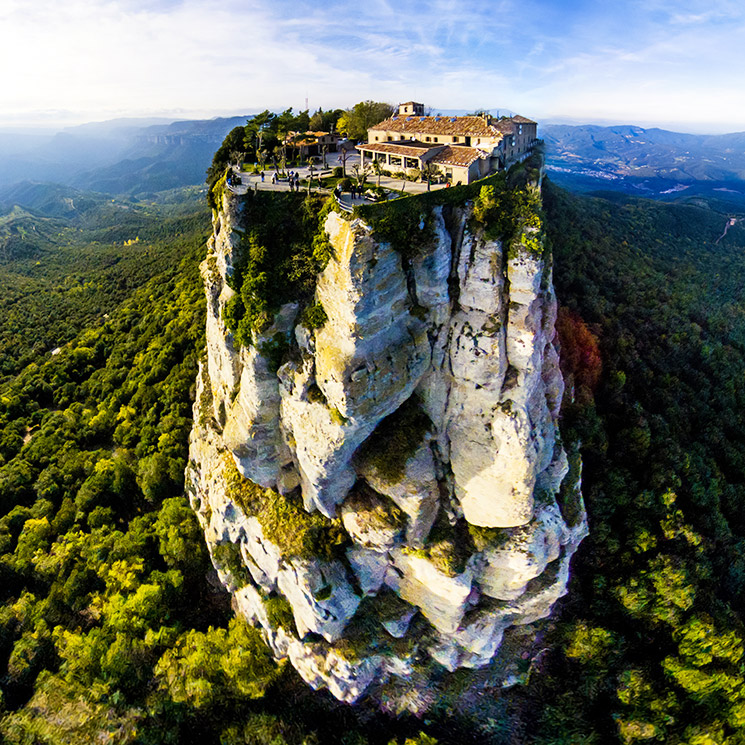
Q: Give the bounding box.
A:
[223,455,348,562]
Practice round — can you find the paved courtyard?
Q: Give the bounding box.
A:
[227,149,448,203]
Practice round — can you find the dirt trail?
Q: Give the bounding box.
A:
[715,217,738,244]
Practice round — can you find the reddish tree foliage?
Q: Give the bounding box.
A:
[556,307,602,395]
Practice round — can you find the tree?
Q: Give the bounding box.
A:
[154,618,281,709]
[338,142,355,177]
[244,110,277,161]
[309,107,343,133]
[371,157,383,187]
[206,126,247,186]
[294,109,310,132]
[337,100,394,140]
[351,163,372,189]
[420,159,439,191]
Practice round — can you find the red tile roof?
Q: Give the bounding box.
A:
[370,115,504,138]
[357,141,435,158]
[429,146,486,167]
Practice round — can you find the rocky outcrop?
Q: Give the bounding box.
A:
[187,164,588,709]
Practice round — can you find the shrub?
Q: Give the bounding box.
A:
[332,166,343,177]
[258,332,289,372]
[301,302,328,330]
[330,407,348,426]
[468,523,509,552]
[221,194,334,343]
[212,541,251,587]
[264,594,297,634]
[306,383,327,405]
[356,397,431,482]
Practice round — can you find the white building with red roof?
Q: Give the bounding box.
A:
[357,101,537,184]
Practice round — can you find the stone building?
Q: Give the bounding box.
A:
[286,130,340,158]
[357,101,537,184]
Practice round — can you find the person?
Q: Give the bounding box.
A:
[260,170,264,182]
[271,172,277,185]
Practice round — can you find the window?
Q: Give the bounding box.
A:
[374,136,379,141]
[425,136,431,142]
[453,137,458,143]
[433,137,439,143]
[388,136,393,141]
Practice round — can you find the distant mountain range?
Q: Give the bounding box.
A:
[0,116,249,195]
[540,123,745,210]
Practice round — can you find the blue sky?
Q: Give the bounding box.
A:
[1,0,744,132]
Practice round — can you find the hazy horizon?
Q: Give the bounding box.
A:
[0,111,743,140]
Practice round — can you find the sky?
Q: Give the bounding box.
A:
[1,0,744,133]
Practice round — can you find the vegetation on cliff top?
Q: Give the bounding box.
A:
[205,101,393,189]
[222,192,333,346]
[354,149,543,257]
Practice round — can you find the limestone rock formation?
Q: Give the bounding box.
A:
[187,162,588,709]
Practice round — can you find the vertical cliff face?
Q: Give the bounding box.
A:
[187,165,588,709]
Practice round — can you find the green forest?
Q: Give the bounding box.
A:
[0,172,744,743]
[0,188,208,381]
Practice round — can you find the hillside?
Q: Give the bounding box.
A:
[510,181,745,743]
[0,186,210,380]
[0,116,250,194]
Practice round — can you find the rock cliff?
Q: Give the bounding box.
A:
[187,162,588,709]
